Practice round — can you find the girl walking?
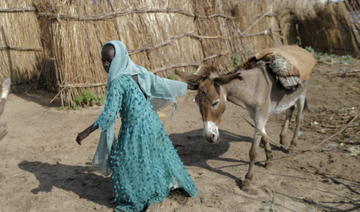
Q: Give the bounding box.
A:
[76,40,198,212]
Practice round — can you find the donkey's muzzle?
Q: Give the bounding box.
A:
[203,121,219,143]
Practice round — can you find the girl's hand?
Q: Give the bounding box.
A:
[76,130,90,145]
[76,123,99,145]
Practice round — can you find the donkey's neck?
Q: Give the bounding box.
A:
[223,68,271,111]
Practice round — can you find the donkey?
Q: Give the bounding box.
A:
[176,62,312,190]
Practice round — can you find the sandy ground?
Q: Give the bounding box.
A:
[0,62,359,212]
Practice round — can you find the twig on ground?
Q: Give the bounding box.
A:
[265,113,359,162]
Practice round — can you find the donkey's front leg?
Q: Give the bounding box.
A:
[242,133,262,191]
[242,113,268,190]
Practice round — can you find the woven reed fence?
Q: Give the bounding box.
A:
[0,0,358,106]
[0,0,42,85]
[33,0,281,106]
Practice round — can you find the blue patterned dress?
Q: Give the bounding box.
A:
[95,75,198,212]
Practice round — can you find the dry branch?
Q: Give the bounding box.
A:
[189,34,228,40]
[313,113,359,149]
[49,86,67,104]
[0,46,42,51]
[38,8,235,21]
[190,30,274,40]
[239,29,272,37]
[327,69,360,76]
[58,82,106,88]
[0,7,35,13]
[153,52,230,73]
[242,11,275,33]
[153,62,200,73]
[53,52,229,89]
[264,113,360,162]
[129,31,195,55]
[129,31,273,56]
[203,53,229,61]
[241,115,279,145]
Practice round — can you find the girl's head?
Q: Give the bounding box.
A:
[102,41,138,82]
[101,44,115,73]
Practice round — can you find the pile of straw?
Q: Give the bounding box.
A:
[0,0,42,85]
[296,1,360,56]
[234,0,360,56]
[345,0,360,55]
[268,0,359,56]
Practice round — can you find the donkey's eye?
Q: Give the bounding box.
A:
[211,100,220,108]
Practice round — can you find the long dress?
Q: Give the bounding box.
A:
[95,75,198,212]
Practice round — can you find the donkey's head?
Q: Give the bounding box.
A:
[176,66,242,143]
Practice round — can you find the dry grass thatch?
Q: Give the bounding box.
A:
[272,0,360,56]
[345,0,360,54]
[1,0,358,106]
[32,0,225,106]
[233,0,283,54]
[297,1,360,56]
[0,0,43,85]
[33,0,360,106]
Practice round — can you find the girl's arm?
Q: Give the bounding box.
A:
[148,71,188,99]
[76,123,99,145]
[76,79,123,145]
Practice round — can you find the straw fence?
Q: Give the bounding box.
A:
[0,0,358,106]
[296,0,360,56]
[0,0,42,85]
[33,0,275,106]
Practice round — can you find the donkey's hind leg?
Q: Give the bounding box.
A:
[260,127,273,169]
[280,106,295,147]
[289,96,305,152]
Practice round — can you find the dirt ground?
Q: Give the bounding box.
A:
[0,61,359,212]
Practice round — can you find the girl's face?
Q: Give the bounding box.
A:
[101,45,115,73]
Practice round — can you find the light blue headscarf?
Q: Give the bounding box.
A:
[92,40,187,175]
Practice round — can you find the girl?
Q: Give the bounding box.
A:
[76,40,198,212]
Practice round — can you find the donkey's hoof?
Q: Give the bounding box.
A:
[241,179,250,188]
[240,179,257,194]
[265,161,272,169]
[245,188,258,195]
[241,184,258,195]
[288,144,297,153]
[278,145,289,153]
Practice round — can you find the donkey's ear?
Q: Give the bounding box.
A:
[175,70,202,90]
[214,71,243,85]
[187,82,199,90]
[175,70,199,81]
